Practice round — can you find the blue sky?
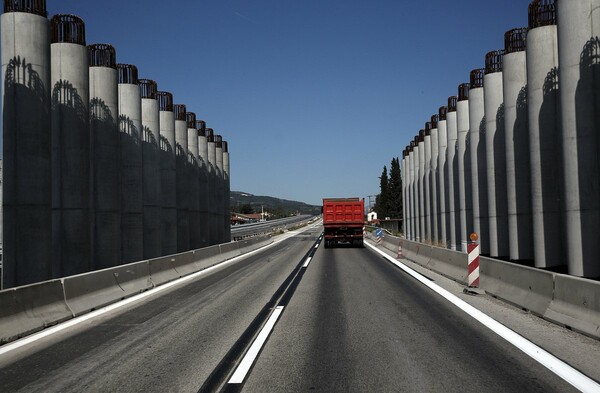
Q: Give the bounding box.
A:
[43,0,529,206]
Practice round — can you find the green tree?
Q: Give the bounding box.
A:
[388,157,403,218]
[239,204,254,214]
[374,165,390,219]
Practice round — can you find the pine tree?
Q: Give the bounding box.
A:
[388,157,403,218]
[375,165,390,219]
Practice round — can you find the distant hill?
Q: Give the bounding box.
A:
[231,191,321,216]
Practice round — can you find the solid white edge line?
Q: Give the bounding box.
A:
[303,257,312,268]
[228,306,284,384]
[0,222,323,357]
[365,242,600,392]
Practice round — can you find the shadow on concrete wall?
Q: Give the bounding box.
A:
[51,79,90,278]
[187,151,201,250]
[90,97,120,270]
[478,115,489,255]
[574,37,600,278]
[142,125,161,259]
[494,103,509,258]
[159,134,177,256]
[463,130,473,237]
[175,142,189,253]
[538,67,565,272]
[2,56,51,288]
[514,86,533,265]
[119,115,143,264]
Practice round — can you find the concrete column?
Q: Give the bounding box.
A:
[140,79,161,259]
[402,150,407,236]
[89,44,120,269]
[207,128,218,245]
[504,28,533,262]
[447,97,460,251]
[158,91,177,256]
[430,116,439,244]
[118,64,143,263]
[469,69,490,255]
[50,15,90,277]
[187,112,200,250]
[457,84,472,253]
[527,1,563,270]
[484,50,509,258]
[215,135,225,244]
[197,121,210,247]
[174,104,189,252]
[413,137,420,242]
[438,108,449,247]
[408,141,416,241]
[424,123,432,242]
[223,141,231,242]
[1,3,52,287]
[557,0,600,277]
[418,130,426,242]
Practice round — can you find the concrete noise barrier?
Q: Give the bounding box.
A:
[63,261,153,316]
[544,274,600,339]
[0,280,73,344]
[479,256,554,317]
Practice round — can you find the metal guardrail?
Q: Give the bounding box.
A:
[230,215,317,240]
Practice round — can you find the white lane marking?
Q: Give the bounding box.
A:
[303,257,312,268]
[365,242,600,393]
[228,306,284,384]
[0,223,322,357]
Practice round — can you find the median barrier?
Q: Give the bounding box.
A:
[194,245,223,271]
[479,256,554,316]
[219,242,242,261]
[427,247,468,285]
[64,261,153,316]
[544,274,600,339]
[382,236,398,253]
[0,279,72,344]
[402,239,432,266]
[148,252,193,286]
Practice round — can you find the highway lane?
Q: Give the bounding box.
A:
[242,243,579,392]
[0,227,322,393]
[0,224,596,392]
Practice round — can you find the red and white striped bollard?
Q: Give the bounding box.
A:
[467,232,480,288]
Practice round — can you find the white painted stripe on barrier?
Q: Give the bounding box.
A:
[228,306,284,384]
[365,242,600,393]
[0,223,322,357]
[314,243,319,249]
[303,257,312,268]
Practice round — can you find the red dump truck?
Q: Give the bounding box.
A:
[322,198,365,248]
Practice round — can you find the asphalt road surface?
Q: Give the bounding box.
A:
[0,224,596,392]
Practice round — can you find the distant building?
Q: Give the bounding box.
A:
[231,211,271,225]
[367,211,378,223]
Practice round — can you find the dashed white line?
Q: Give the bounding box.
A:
[228,306,284,384]
[366,242,600,393]
[303,257,312,268]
